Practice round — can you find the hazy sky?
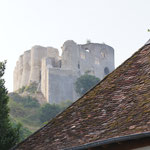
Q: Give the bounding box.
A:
[0,0,150,92]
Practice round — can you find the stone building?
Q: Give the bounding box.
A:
[13,40,114,103]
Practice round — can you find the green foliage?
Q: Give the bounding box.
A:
[39,103,61,123]
[75,74,100,96]
[19,125,32,142]
[9,91,73,141]
[59,100,73,110]
[8,96,41,133]
[39,100,73,123]
[17,82,38,94]
[20,96,40,108]
[9,93,40,108]
[18,86,26,93]
[25,82,38,93]
[10,120,31,142]
[0,61,20,150]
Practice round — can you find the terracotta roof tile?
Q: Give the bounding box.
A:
[12,43,150,150]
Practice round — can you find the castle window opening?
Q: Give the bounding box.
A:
[78,63,80,69]
[104,67,109,75]
[95,57,100,65]
[85,48,90,52]
[39,71,41,81]
[101,52,105,58]
[59,60,62,68]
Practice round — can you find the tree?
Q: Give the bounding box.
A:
[59,100,72,111]
[9,93,40,108]
[39,103,61,123]
[0,61,20,150]
[75,74,100,96]
[11,121,31,142]
[86,39,91,44]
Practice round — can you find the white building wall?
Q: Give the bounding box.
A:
[47,68,78,104]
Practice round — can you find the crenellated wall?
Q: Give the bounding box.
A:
[13,40,115,104]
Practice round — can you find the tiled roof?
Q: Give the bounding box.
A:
[12,42,150,150]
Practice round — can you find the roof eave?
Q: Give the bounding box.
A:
[65,132,150,150]
[144,39,150,45]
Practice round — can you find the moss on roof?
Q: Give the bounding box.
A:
[12,44,150,150]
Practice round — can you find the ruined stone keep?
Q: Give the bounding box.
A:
[13,40,114,103]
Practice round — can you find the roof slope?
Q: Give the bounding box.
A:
[13,43,150,150]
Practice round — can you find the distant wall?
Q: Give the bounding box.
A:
[47,68,78,103]
[41,57,53,103]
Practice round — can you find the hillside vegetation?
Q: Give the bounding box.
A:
[8,92,72,141]
[8,74,99,141]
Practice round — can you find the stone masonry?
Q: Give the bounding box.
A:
[13,40,115,104]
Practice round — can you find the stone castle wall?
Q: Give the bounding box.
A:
[13,46,59,91]
[13,40,115,104]
[61,40,114,79]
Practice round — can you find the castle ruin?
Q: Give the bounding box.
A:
[13,40,115,104]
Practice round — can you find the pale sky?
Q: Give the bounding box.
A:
[0,0,150,92]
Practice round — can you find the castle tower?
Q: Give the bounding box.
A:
[29,46,59,84]
[21,50,31,87]
[29,46,47,84]
[61,40,79,70]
